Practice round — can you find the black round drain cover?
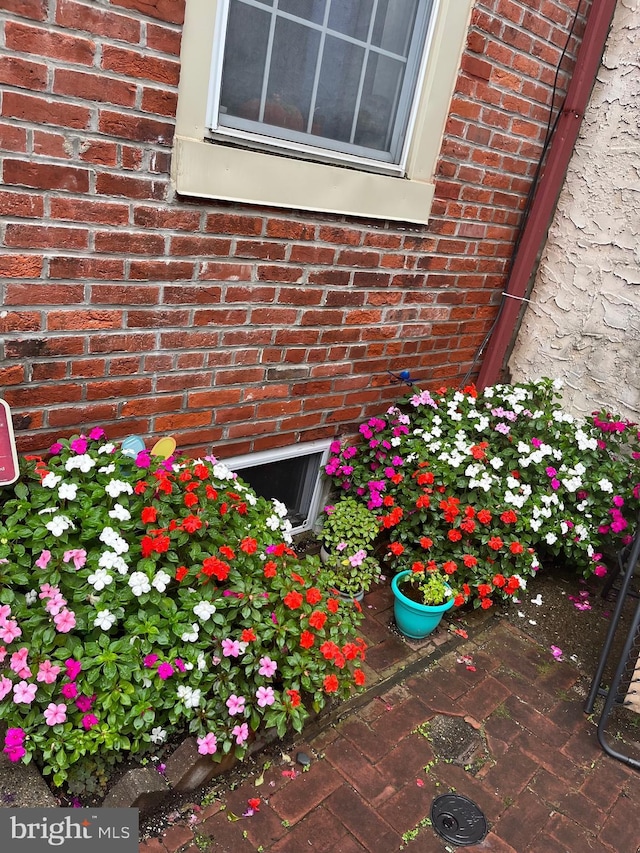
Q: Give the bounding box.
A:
[431,794,488,846]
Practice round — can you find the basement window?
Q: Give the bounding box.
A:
[225,439,331,534]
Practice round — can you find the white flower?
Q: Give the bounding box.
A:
[25,590,37,605]
[105,479,133,498]
[598,478,613,493]
[181,623,199,642]
[129,571,151,596]
[38,507,58,515]
[45,515,73,537]
[94,609,116,630]
[65,453,95,473]
[560,521,569,535]
[176,685,201,708]
[272,499,288,518]
[197,653,206,671]
[98,443,116,455]
[489,457,503,469]
[98,464,116,475]
[530,518,542,532]
[99,526,129,554]
[265,514,280,531]
[58,482,78,501]
[152,570,172,593]
[109,503,131,522]
[99,551,128,574]
[193,601,216,621]
[545,532,558,545]
[42,472,62,489]
[88,568,113,591]
[212,463,234,480]
[150,727,167,744]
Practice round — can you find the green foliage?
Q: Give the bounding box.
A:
[318,497,381,596]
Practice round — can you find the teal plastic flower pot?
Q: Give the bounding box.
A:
[391,570,455,639]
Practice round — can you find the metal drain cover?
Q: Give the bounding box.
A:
[431,794,488,846]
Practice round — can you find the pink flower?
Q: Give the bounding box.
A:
[255,686,275,708]
[35,550,52,569]
[550,646,563,660]
[0,675,13,701]
[10,648,31,679]
[13,680,37,704]
[135,450,151,469]
[63,549,87,570]
[46,593,67,616]
[157,662,174,680]
[61,682,78,699]
[49,442,63,455]
[174,658,186,672]
[89,427,105,440]
[594,565,607,577]
[5,727,25,746]
[232,722,249,745]
[612,495,624,508]
[70,436,88,454]
[39,583,60,599]
[44,703,67,726]
[143,654,158,667]
[75,694,95,712]
[54,609,76,633]
[65,659,82,680]
[4,743,26,762]
[0,620,22,643]
[222,638,241,658]
[82,714,99,730]
[37,661,61,684]
[197,733,218,755]
[258,656,277,677]
[226,694,246,716]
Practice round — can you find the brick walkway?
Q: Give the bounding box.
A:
[140,585,640,853]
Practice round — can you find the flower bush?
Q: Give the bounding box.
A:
[325,379,640,610]
[0,431,367,792]
[318,497,381,597]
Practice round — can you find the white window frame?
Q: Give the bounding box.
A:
[224,439,332,535]
[173,0,473,224]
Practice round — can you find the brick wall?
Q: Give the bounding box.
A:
[0,0,589,456]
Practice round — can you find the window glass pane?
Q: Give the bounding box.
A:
[313,35,364,143]
[372,0,418,56]
[235,453,322,528]
[327,0,373,41]
[278,0,326,25]
[265,17,321,131]
[220,2,271,118]
[355,52,404,150]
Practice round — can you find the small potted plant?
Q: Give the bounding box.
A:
[391,565,456,639]
[319,498,381,600]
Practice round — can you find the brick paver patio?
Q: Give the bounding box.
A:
[140,584,640,853]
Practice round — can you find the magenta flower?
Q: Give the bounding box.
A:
[89,427,105,440]
[35,550,52,569]
[61,682,78,699]
[594,565,607,577]
[75,694,95,712]
[612,495,625,508]
[232,722,249,745]
[258,656,277,677]
[143,654,158,668]
[82,714,99,730]
[226,694,246,716]
[54,609,76,633]
[49,442,63,455]
[197,733,218,755]
[65,659,82,680]
[13,681,37,704]
[63,549,87,570]
[44,703,67,726]
[135,450,151,469]
[5,728,25,746]
[157,662,174,680]
[37,660,61,685]
[174,658,186,672]
[4,743,26,762]
[255,686,275,708]
[70,436,88,454]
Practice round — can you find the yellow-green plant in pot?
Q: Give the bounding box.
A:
[319,498,381,599]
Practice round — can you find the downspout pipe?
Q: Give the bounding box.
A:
[476,0,619,389]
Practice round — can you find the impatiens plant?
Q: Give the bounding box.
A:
[0,431,367,793]
[325,379,640,610]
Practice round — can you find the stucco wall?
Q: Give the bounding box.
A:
[508,0,640,420]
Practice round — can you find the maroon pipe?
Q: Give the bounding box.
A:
[476,0,619,389]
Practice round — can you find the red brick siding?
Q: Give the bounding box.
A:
[0,0,589,455]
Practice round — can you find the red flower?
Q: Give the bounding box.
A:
[157,478,172,494]
[241,628,256,642]
[217,545,234,560]
[463,583,471,596]
[509,541,524,555]
[443,561,457,575]
[342,643,360,661]
[477,583,492,598]
[194,464,209,479]
[420,536,433,549]
[326,598,339,613]
[323,675,339,693]
[184,493,198,508]
[492,574,506,588]
[179,470,192,482]
[454,594,465,607]
[300,630,315,649]
[182,515,202,534]
[462,554,478,568]
[383,495,395,506]
[477,509,492,524]
[141,536,154,558]
[219,502,228,515]
[411,561,424,574]
[391,473,403,485]
[381,507,403,528]
[388,542,404,556]
[416,471,434,485]
[460,518,476,534]
[416,494,431,509]
[481,598,493,609]
[247,798,260,812]
[154,535,171,554]
[286,689,301,708]
[447,528,462,542]
[309,611,327,630]
[175,566,188,581]
[141,507,157,524]
[320,641,339,660]
[306,587,322,605]
[488,536,503,551]
[205,485,218,500]
[506,576,520,593]
[264,561,277,578]
[354,669,365,686]
[470,442,488,460]
[134,480,148,495]
[201,557,230,581]
[291,572,306,584]
[240,537,257,554]
[500,510,518,524]
[284,590,303,609]
[439,496,460,522]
